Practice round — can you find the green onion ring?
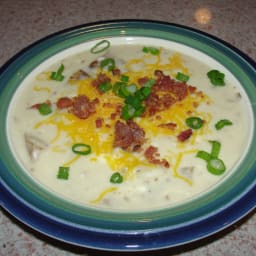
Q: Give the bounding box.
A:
[196,151,211,161]
[207,158,226,175]
[185,117,203,129]
[72,143,91,155]
[90,40,110,54]
[215,119,233,130]
[110,172,123,183]
[209,140,221,158]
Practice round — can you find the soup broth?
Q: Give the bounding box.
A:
[8,39,250,210]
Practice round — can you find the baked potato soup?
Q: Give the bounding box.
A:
[7,38,251,211]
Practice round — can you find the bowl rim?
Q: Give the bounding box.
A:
[0,19,255,251]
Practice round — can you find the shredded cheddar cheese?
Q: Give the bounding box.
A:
[90,187,118,204]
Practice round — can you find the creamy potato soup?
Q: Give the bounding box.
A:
[8,38,250,211]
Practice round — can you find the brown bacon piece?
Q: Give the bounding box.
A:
[95,118,103,128]
[56,97,73,109]
[89,60,99,68]
[112,68,121,76]
[113,120,145,152]
[30,100,51,109]
[145,92,176,116]
[138,77,149,86]
[72,95,98,119]
[69,69,89,80]
[158,122,177,130]
[177,129,193,142]
[144,146,170,168]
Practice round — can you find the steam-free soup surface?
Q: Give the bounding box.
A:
[8,41,250,210]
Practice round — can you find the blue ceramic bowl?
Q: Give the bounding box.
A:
[0,20,255,251]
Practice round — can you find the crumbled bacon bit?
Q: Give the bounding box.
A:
[188,85,197,93]
[112,68,121,76]
[89,60,99,68]
[103,102,116,108]
[143,70,198,117]
[154,70,164,77]
[30,100,51,109]
[138,77,149,86]
[56,97,73,109]
[113,120,145,152]
[72,95,98,119]
[69,69,89,80]
[144,146,170,168]
[95,118,103,128]
[177,129,193,142]
[110,113,117,120]
[158,122,177,130]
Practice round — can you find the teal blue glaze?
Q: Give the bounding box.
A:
[0,21,255,235]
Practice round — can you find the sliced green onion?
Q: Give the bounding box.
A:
[134,106,145,117]
[57,166,69,180]
[110,172,123,183]
[90,40,110,54]
[125,95,142,109]
[112,81,124,95]
[72,143,91,155]
[176,72,190,82]
[207,158,226,175]
[50,64,65,81]
[207,70,225,86]
[135,87,152,101]
[140,86,152,98]
[196,140,226,175]
[209,140,221,158]
[100,58,115,71]
[126,84,137,94]
[121,104,136,120]
[120,75,129,82]
[196,151,211,161]
[99,82,112,93]
[119,84,137,97]
[38,103,52,115]
[185,117,203,129]
[142,78,155,88]
[215,119,233,130]
[142,46,160,55]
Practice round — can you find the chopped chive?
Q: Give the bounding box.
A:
[50,64,65,81]
[57,166,69,180]
[196,151,211,161]
[90,40,110,54]
[207,158,226,175]
[196,140,226,175]
[110,172,123,183]
[99,81,112,93]
[120,75,129,82]
[215,119,233,130]
[209,140,221,158]
[121,104,136,120]
[176,72,190,82]
[100,58,115,71]
[185,117,203,129]
[207,70,225,86]
[112,81,124,95]
[142,46,160,55]
[72,143,91,155]
[125,95,143,109]
[142,78,155,88]
[38,103,52,115]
